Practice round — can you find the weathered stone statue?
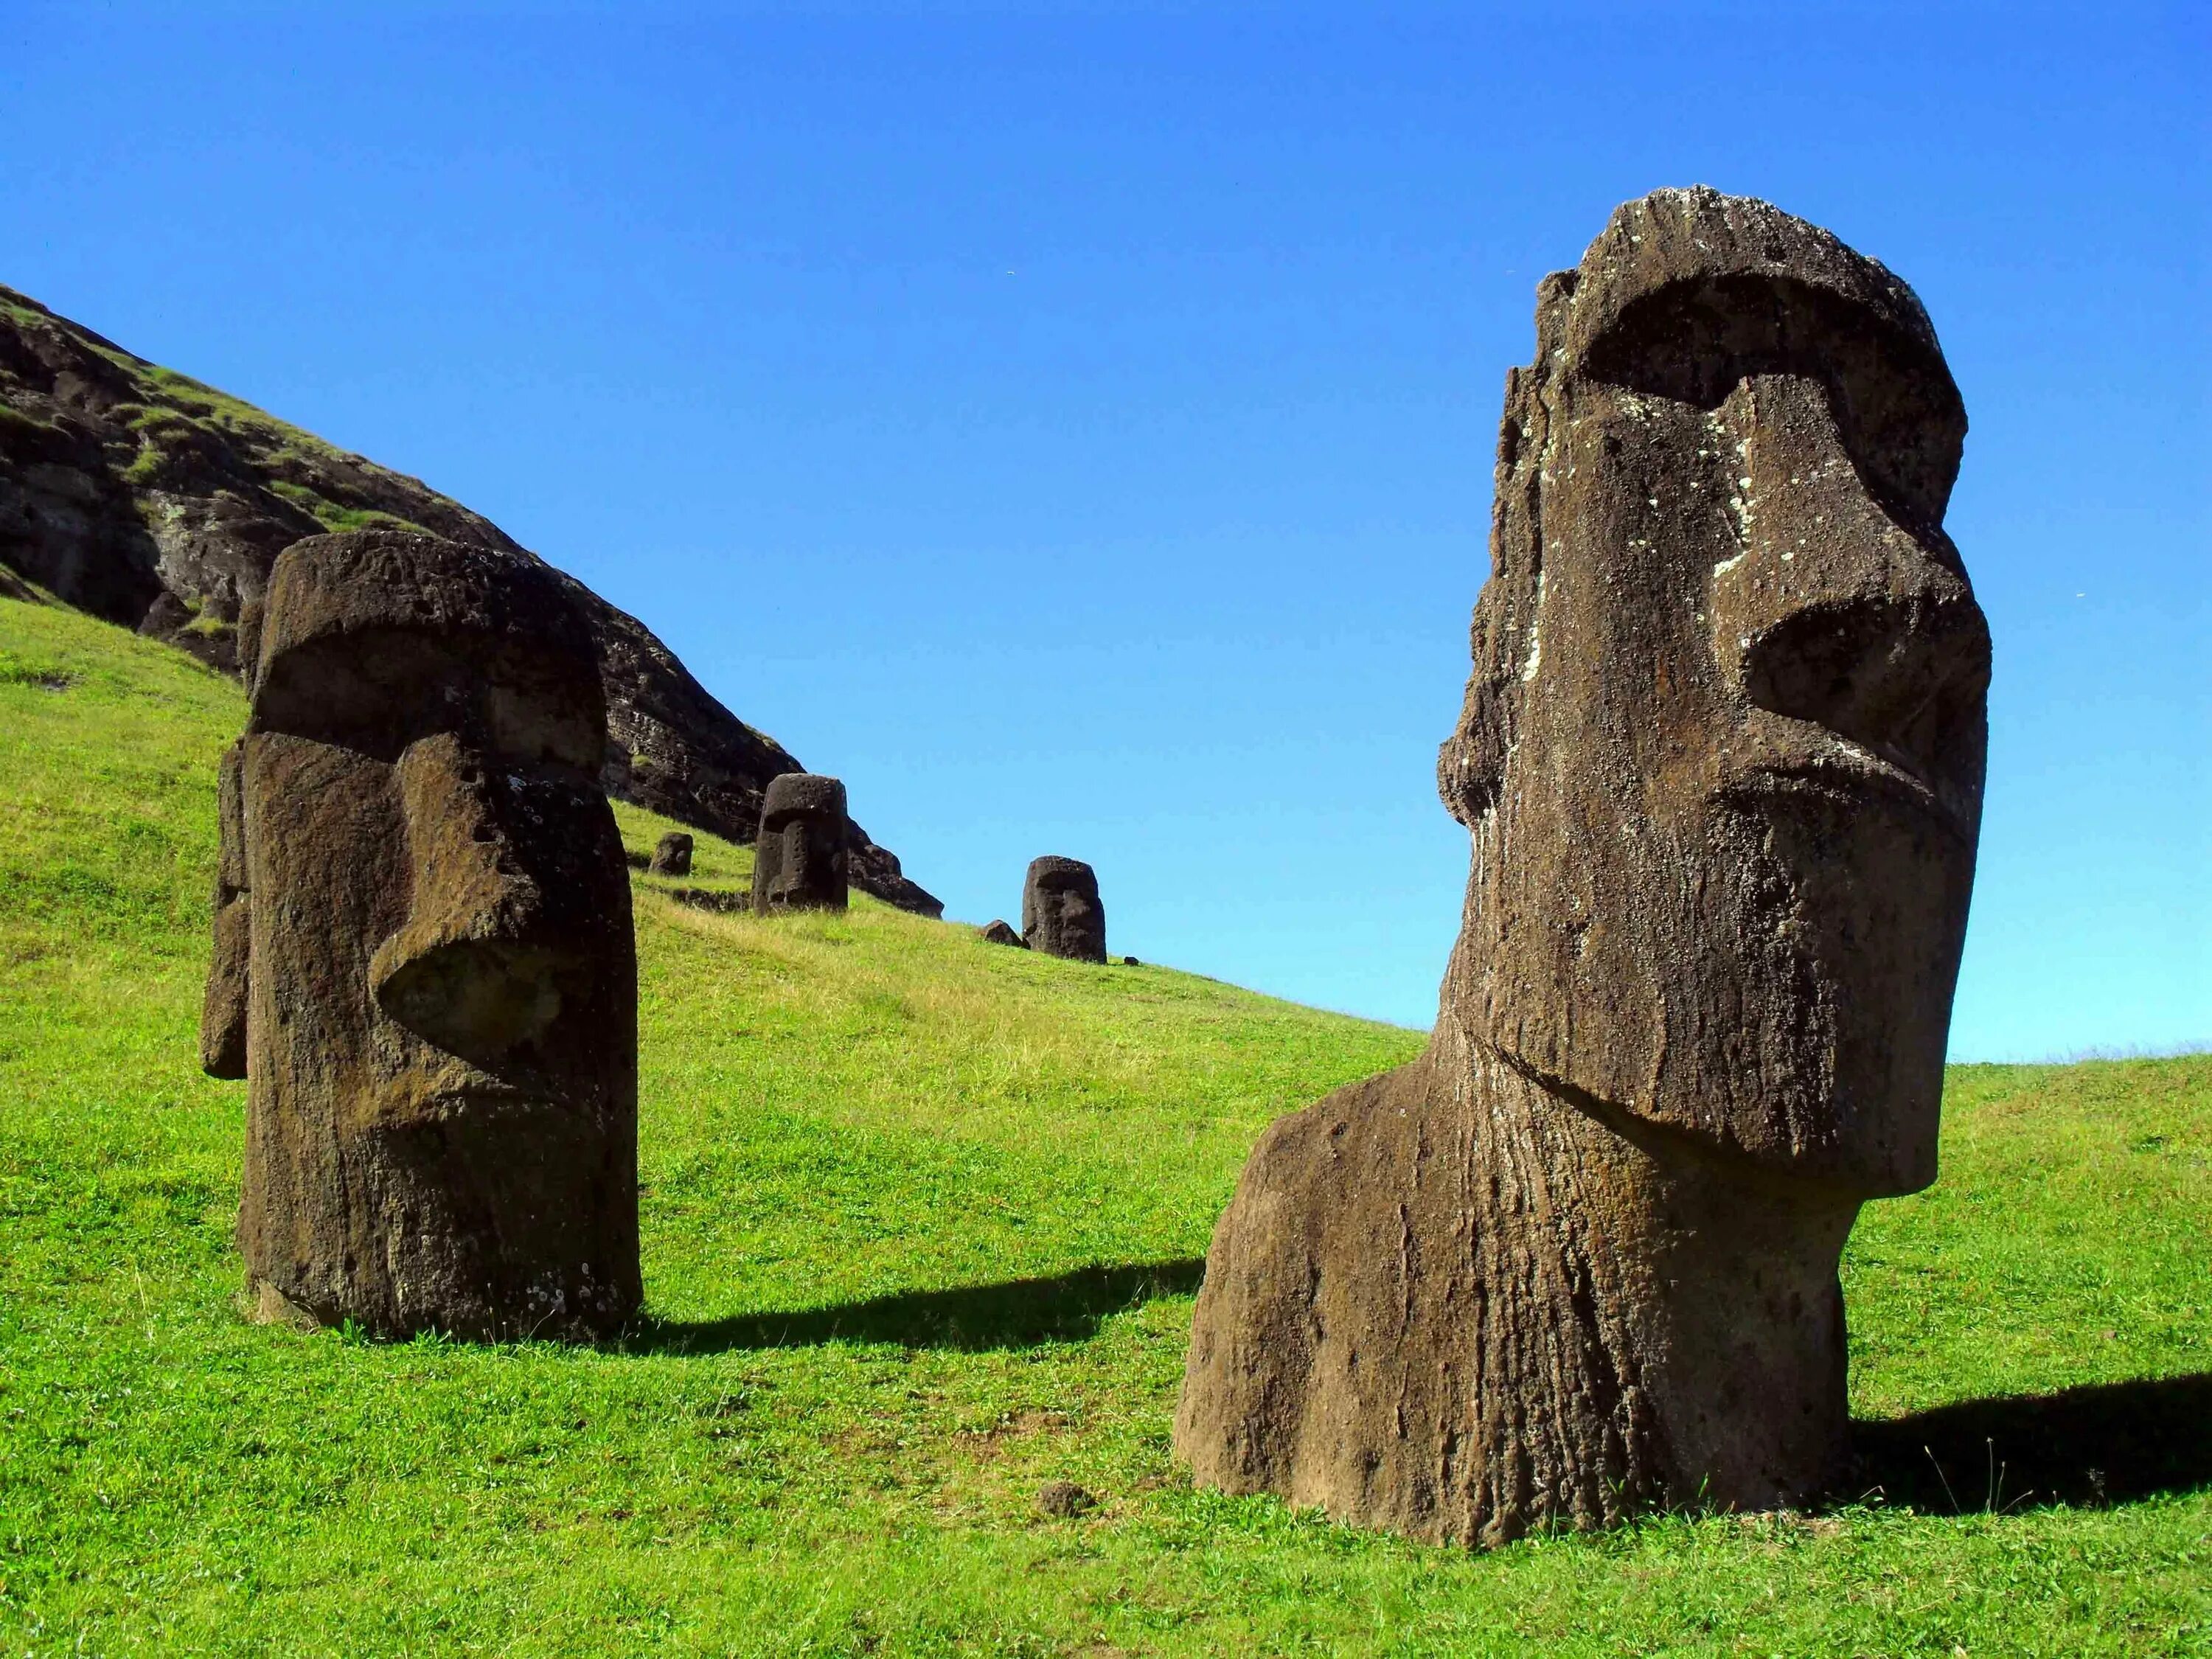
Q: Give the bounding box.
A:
[649,832,692,877]
[979,919,1027,949]
[1175,187,1990,1545]
[751,773,848,914]
[201,529,641,1341]
[1022,857,1106,962]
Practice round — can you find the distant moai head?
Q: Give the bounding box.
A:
[201,528,640,1340]
[1436,186,1989,1197]
[649,831,692,877]
[1022,857,1105,962]
[751,773,847,914]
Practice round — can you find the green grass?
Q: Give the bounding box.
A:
[0,592,2205,1657]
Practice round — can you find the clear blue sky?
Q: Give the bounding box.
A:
[6,3,2204,1058]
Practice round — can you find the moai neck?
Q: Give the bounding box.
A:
[1437,1020,1863,1526]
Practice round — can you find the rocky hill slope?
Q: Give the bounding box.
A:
[0,283,939,915]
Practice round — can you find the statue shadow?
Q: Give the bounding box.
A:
[1849,1371,2212,1512]
[636,1258,1206,1354]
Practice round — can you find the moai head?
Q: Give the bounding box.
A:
[1021,857,1106,962]
[649,832,692,877]
[201,529,639,1340]
[1437,187,1989,1196]
[751,773,848,914]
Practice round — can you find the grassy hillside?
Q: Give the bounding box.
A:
[0,593,2205,1657]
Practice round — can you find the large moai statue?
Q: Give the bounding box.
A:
[751,773,849,914]
[201,529,641,1341]
[1175,188,1991,1545]
[1022,857,1106,962]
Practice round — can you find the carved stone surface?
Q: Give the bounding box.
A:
[201,528,641,1342]
[1021,858,1106,963]
[649,832,693,877]
[1175,188,1991,1545]
[979,919,1027,948]
[751,773,849,914]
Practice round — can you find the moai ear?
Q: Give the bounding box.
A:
[201,740,251,1079]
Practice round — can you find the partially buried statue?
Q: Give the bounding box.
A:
[1175,188,1991,1544]
[1022,857,1106,962]
[649,832,693,877]
[201,529,641,1341]
[751,773,848,914]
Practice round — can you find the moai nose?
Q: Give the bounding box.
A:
[369,731,574,1060]
[1711,375,1990,808]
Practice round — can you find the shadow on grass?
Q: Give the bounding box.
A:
[1852,1372,2212,1511]
[639,1259,1206,1354]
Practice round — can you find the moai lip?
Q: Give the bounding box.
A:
[1175,188,1990,1545]
[751,773,848,914]
[1021,857,1105,963]
[201,529,641,1343]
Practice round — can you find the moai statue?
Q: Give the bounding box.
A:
[751,773,848,914]
[200,529,641,1342]
[1021,857,1105,962]
[1175,188,1991,1545]
[649,832,693,877]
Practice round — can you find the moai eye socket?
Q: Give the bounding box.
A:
[254,628,604,773]
[1578,274,1966,532]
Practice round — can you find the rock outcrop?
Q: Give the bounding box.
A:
[0,283,939,916]
[1175,188,1992,1545]
[204,529,641,1341]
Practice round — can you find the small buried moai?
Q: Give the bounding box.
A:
[751,773,848,914]
[1175,188,1991,1545]
[200,529,640,1341]
[649,832,692,877]
[1021,857,1105,962]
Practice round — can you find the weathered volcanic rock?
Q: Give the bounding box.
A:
[1021,857,1105,963]
[0,284,940,917]
[202,529,642,1342]
[979,919,1026,948]
[1175,187,1991,1545]
[752,773,849,914]
[648,832,693,877]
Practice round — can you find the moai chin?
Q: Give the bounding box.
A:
[751,773,848,914]
[1175,188,1991,1545]
[201,529,641,1342]
[649,832,692,877]
[1022,857,1105,962]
